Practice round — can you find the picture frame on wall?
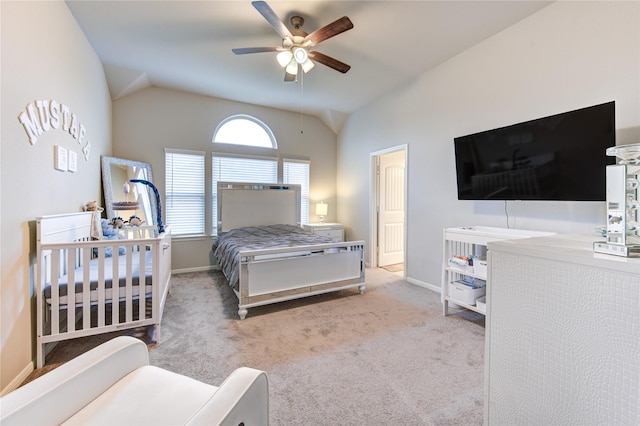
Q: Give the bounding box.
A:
[68,150,77,172]
[54,145,68,171]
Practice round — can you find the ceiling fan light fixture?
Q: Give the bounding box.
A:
[293,47,308,64]
[276,50,293,67]
[232,1,353,81]
[301,58,314,73]
[285,59,298,76]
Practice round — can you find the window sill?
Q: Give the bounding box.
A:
[171,234,208,242]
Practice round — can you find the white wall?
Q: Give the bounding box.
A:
[112,87,338,271]
[338,1,640,287]
[0,1,111,392]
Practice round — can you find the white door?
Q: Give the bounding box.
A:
[378,150,405,267]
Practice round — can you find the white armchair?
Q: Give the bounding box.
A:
[0,336,269,425]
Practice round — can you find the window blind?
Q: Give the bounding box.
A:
[165,150,205,236]
[211,154,278,234]
[283,159,310,225]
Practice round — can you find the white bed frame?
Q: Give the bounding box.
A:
[35,212,171,368]
[217,182,366,319]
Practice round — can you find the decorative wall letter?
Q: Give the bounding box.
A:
[18,100,92,164]
[18,104,43,145]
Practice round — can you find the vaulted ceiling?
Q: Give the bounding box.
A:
[66,1,552,132]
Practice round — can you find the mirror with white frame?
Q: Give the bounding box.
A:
[101,156,156,226]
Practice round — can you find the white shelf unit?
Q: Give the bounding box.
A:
[442,226,554,316]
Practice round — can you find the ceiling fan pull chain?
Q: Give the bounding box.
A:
[300,71,304,134]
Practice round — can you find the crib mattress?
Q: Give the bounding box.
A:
[44,251,153,305]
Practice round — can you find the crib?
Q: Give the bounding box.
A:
[35,212,171,368]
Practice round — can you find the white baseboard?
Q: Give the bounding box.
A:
[406,276,441,293]
[1,361,33,396]
[171,265,220,275]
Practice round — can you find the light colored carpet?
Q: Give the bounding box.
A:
[26,268,485,425]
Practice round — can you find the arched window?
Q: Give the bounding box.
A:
[213,114,277,149]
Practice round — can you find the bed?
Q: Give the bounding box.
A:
[35,212,171,368]
[212,182,365,320]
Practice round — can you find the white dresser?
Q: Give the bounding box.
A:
[303,223,344,242]
[485,233,640,425]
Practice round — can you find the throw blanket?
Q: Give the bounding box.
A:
[212,224,335,290]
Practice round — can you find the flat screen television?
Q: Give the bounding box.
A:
[454,101,616,201]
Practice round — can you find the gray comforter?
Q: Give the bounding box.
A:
[212,224,335,290]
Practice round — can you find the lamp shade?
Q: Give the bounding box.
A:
[285,60,298,76]
[276,50,293,67]
[300,59,314,73]
[315,202,328,216]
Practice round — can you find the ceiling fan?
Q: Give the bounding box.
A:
[232,1,353,81]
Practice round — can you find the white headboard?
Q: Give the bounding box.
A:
[217,182,301,233]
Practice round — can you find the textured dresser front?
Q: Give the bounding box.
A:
[485,234,639,425]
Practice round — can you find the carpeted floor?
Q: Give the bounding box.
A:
[26,268,485,425]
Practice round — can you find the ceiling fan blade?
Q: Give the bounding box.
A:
[303,16,353,46]
[252,1,293,41]
[308,51,351,73]
[232,46,280,55]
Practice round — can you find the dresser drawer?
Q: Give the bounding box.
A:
[303,224,344,242]
[314,228,343,241]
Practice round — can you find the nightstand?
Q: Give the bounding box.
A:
[303,223,344,242]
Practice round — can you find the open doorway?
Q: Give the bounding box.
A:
[370,145,407,276]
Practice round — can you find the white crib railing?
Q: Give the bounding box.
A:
[36,213,171,368]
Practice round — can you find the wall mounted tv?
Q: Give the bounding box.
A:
[454,101,616,201]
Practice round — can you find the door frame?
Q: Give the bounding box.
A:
[369,144,408,276]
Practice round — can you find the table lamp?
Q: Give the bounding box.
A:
[316,202,328,223]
